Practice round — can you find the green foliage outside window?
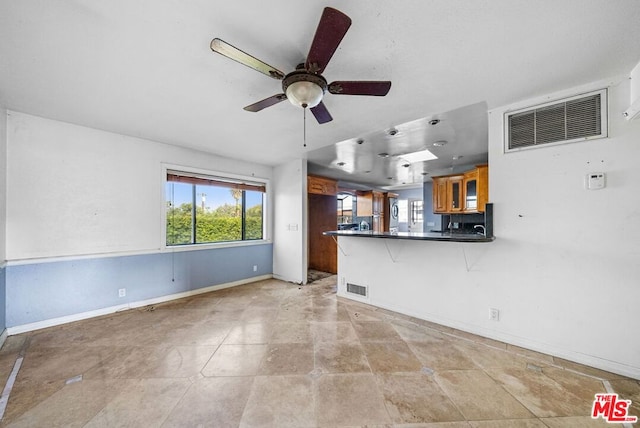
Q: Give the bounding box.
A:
[166,187,264,246]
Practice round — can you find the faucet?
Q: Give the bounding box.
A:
[474,225,486,236]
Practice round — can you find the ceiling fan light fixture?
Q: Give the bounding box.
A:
[282,71,328,109]
[285,81,324,108]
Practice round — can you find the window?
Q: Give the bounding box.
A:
[410,200,423,224]
[165,170,265,246]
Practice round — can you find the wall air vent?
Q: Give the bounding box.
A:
[346,283,367,297]
[505,89,607,152]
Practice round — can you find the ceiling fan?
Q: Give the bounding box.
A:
[210,7,391,124]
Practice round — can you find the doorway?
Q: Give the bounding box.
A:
[408,198,424,233]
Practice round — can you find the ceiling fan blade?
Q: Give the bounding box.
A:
[305,8,351,74]
[243,94,288,112]
[328,81,392,96]
[210,38,285,80]
[310,102,333,124]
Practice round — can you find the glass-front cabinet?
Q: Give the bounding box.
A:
[432,164,488,214]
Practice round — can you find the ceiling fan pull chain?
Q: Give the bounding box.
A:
[303,107,307,148]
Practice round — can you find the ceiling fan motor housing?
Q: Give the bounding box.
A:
[282,70,328,108]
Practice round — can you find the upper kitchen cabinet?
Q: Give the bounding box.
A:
[356,190,383,216]
[308,175,337,196]
[463,164,488,213]
[432,164,488,214]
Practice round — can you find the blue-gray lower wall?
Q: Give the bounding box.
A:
[5,243,273,328]
[0,266,6,331]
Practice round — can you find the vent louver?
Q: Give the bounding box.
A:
[346,283,367,297]
[506,89,607,152]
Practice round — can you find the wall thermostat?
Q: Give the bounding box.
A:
[586,172,606,190]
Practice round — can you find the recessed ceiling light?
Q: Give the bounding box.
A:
[421,172,429,176]
[356,139,364,145]
[432,140,447,147]
[364,170,371,173]
[337,161,346,166]
[378,152,390,158]
[388,128,399,136]
[452,155,463,160]
[402,163,410,168]
[429,119,440,125]
[387,176,393,180]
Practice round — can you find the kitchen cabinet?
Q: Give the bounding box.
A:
[308,175,337,196]
[356,190,385,232]
[432,175,463,213]
[433,165,488,214]
[463,164,488,213]
[308,175,338,274]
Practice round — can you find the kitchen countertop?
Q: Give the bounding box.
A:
[323,230,494,243]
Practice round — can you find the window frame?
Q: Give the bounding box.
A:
[161,164,270,251]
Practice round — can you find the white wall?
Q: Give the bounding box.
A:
[272,158,307,284]
[0,108,6,262]
[6,112,273,261]
[338,77,640,379]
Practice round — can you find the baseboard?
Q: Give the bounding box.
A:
[6,274,272,335]
[0,329,7,349]
[339,292,640,381]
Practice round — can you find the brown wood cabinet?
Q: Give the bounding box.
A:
[356,190,385,232]
[432,164,489,214]
[308,175,337,274]
[356,191,373,216]
[308,175,337,196]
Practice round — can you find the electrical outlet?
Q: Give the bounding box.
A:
[118,288,126,298]
[253,265,257,272]
[490,308,500,321]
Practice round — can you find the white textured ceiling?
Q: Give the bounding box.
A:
[1,0,640,179]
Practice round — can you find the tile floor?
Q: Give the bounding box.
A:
[0,276,638,427]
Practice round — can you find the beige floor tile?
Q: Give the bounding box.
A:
[311,304,351,322]
[362,341,423,373]
[540,416,614,427]
[609,378,640,418]
[0,335,28,355]
[240,375,315,427]
[83,346,167,379]
[353,321,404,342]
[259,343,314,375]
[142,346,217,378]
[202,344,267,376]
[315,342,371,374]
[86,344,213,381]
[5,379,129,428]
[552,357,628,380]
[241,306,280,323]
[486,367,598,417]
[224,322,274,344]
[162,377,254,427]
[3,277,637,428]
[162,320,234,346]
[17,346,116,382]
[541,366,607,402]
[408,340,479,371]
[84,378,190,427]
[395,423,472,428]
[391,319,447,342]
[435,370,533,420]
[377,372,465,423]
[1,379,66,425]
[468,420,546,427]
[269,321,313,343]
[311,321,359,343]
[316,373,391,426]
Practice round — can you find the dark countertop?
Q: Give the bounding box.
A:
[323,230,494,243]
